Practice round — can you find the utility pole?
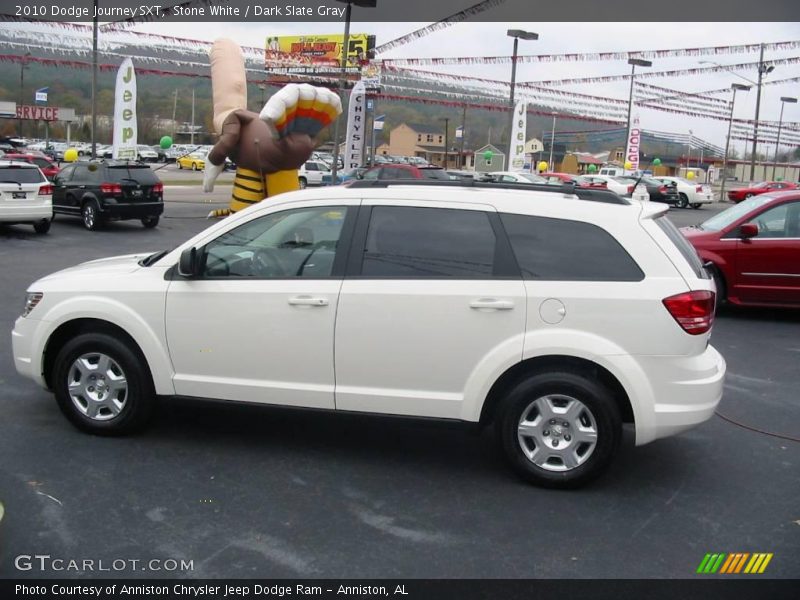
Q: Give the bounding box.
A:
[750,43,768,181]
[719,83,751,203]
[190,87,195,146]
[442,117,449,168]
[18,53,30,138]
[172,89,178,136]
[91,0,98,158]
[548,114,556,170]
[459,104,466,169]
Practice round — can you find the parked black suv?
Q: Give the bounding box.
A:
[52,160,163,230]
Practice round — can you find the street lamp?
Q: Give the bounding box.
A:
[18,52,31,138]
[624,58,652,170]
[330,0,377,181]
[772,96,797,180]
[507,29,538,147]
[719,83,751,203]
[441,117,449,168]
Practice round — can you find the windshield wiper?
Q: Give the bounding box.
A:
[139,250,168,267]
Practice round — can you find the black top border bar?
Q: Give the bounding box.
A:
[1,0,798,22]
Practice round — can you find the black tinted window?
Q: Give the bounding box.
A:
[0,166,45,183]
[655,215,708,278]
[363,206,496,278]
[500,213,644,281]
[106,166,159,184]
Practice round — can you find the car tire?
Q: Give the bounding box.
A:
[298,177,307,189]
[33,218,51,234]
[141,215,159,229]
[677,193,689,209]
[691,203,702,209]
[81,200,102,231]
[52,332,155,436]
[496,371,621,489]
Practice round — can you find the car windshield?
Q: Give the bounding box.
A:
[640,177,663,186]
[518,173,546,183]
[0,166,45,183]
[752,182,770,188]
[420,168,450,180]
[106,165,160,184]
[699,195,777,231]
[613,176,637,184]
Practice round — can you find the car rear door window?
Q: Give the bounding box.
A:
[361,206,496,278]
[500,213,644,281]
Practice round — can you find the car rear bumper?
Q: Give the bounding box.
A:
[630,344,726,445]
[100,200,163,220]
[0,200,52,222]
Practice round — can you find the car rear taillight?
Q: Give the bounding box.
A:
[696,186,703,192]
[38,184,53,196]
[627,185,634,194]
[100,182,122,195]
[659,185,668,194]
[662,291,715,335]
[153,182,163,193]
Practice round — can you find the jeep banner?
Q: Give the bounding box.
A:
[509,100,527,172]
[112,58,137,160]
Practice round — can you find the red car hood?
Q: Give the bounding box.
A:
[680,225,716,241]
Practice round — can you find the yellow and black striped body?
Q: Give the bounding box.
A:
[208,166,301,218]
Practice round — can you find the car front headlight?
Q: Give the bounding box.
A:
[22,292,43,317]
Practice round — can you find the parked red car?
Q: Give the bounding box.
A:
[726,181,798,203]
[3,153,60,180]
[540,172,608,189]
[682,191,800,308]
[360,164,451,181]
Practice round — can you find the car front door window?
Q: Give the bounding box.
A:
[201,206,348,278]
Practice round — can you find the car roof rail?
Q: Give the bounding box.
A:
[346,179,630,205]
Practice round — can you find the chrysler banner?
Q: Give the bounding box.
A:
[112,58,137,160]
[344,81,366,170]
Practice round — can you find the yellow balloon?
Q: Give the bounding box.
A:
[686,171,695,180]
[64,148,79,162]
[537,161,548,172]
[624,161,633,170]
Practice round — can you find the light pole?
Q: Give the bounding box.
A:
[506,29,538,148]
[18,52,31,138]
[624,58,652,170]
[547,113,556,170]
[772,96,797,180]
[719,83,750,203]
[441,117,449,168]
[330,0,376,182]
[91,0,98,158]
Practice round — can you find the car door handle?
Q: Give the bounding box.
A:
[469,299,514,310]
[288,296,329,307]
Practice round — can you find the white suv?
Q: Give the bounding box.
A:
[0,160,53,234]
[11,181,725,488]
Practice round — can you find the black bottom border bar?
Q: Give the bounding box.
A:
[3,579,799,600]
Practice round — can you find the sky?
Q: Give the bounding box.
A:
[116,20,800,153]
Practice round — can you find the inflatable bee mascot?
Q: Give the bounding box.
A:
[203,38,342,217]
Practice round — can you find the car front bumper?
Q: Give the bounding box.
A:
[12,315,49,389]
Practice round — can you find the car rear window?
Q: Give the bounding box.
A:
[500,213,644,281]
[654,215,709,279]
[420,169,450,180]
[105,166,160,184]
[0,165,45,183]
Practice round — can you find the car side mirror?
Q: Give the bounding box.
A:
[739,223,758,239]
[178,247,199,277]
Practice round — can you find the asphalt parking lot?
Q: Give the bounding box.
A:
[0,193,798,579]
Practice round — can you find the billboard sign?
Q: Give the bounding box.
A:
[265,34,375,69]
